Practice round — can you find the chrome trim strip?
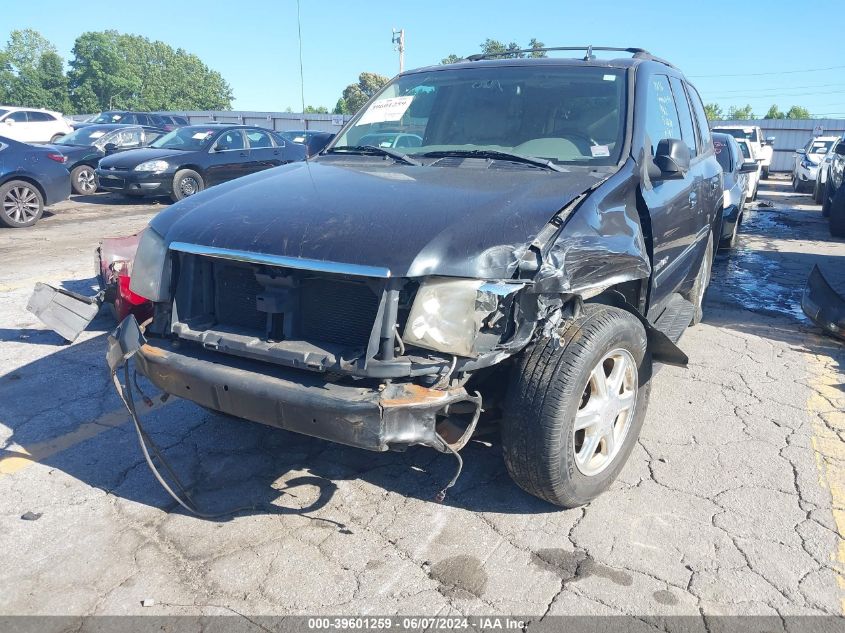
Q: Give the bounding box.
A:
[169,242,392,278]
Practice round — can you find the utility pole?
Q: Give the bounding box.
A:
[392,28,405,73]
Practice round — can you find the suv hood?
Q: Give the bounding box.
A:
[99,147,188,170]
[150,160,604,279]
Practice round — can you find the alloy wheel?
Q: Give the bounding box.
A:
[572,348,639,477]
[77,169,97,194]
[3,186,40,224]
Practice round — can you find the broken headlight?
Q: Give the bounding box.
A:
[128,228,171,302]
[403,277,522,357]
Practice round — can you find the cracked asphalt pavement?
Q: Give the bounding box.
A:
[0,179,843,624]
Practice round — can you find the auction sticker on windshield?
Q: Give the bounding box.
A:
[193,131,213,140]
[356,96,414,126]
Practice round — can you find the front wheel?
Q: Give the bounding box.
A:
[830,185,845,238]
[70,165,98,195]
[762,166,769,180]
[0,180,44,228]
[822,179,833,218]
[50,134,64,143]
[501,304,651,508]
[170,169,204,202]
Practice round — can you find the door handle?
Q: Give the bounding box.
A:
[239,151,247,156]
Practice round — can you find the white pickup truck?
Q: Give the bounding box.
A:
[712,125,775,178]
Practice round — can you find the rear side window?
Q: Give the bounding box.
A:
[713,138,731,171]
[644,75,681,156]
[29,111,54,122]
[668,77,697,157]
[685,84,712,148]
[246,129,273,148]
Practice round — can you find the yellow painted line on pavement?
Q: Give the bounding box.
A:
[806,349,845,613]
[0,397,173,476]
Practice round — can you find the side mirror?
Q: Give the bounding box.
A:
[651,139,690,181]
[796,149,806,155]
[103,143,118,153]
[739,161,758,174]
[4,119,14,125]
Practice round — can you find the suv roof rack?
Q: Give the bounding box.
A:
[465,45,677,68]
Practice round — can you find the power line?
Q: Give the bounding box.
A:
[296,0,306,114]
[709,82,845,95]
[707,89,845,100]
[689,64,845,78]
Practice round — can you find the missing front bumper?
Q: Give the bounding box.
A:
[107,316,481,452]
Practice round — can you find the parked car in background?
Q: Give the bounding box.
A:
[814,135,843,204]
[357,132,423,149]
[49,124,167,194]
[73,111,168,130]
[735,138,760,201]
[0,107,73,144]
[713,133,757,248]
[153,114,190,132]
[112,47,723,509]
[0,136,70,228]
[792,136,839,193]
[823,137,845,236]
[274,130,335,157]
[712,125,774,178]
[96,124,306,202]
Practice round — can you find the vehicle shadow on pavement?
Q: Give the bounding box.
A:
[1,328,552,530]
[69,193,167,206]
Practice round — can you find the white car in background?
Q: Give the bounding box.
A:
[712,125,774,178]
[0,106,73,143]
[735,138,760,201]
[813,135,844,204]
[792,135,839,193]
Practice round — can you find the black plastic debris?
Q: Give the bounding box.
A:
[20,511,42,521]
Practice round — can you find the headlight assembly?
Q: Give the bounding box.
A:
[134,159,169,172]
[403,277,522,357]
[129,228,171,302]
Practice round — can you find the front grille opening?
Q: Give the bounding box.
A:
[173,255,384,354]
[299,276,380,347]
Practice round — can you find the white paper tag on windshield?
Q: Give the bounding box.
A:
[192,132,211,140]
[89,131,106,138]
[355,96,414,126]
[590,145,610,157]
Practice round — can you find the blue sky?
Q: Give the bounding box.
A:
[5,0,845,117]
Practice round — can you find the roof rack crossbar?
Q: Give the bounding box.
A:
[465,45,661,63]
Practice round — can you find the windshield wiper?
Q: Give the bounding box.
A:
[420,149,563,172]
[326,145,421,166]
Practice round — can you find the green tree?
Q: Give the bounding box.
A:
[764,104,785,119]
[336,71,389,115]
[727,104,755,120]
[785,105,811,119]
[303,105,328,114]
[332,98,348,114]
[441,54,462,65]
[0,29,71,112]
[68,30,233,113]
[703,103,723,121]
[528,38,547,58]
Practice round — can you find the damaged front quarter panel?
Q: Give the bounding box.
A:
[528,161,651,296]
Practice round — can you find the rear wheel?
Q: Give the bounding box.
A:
[501,304,651,508]
[50,133,64,143]
[70,165,97,195]
[0,180,44,228]
[170,169,204,202]
[813,177,823,204]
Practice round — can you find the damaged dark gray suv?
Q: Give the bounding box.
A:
[111,46,723,508]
